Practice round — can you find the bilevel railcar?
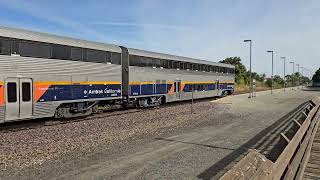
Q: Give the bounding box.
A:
[0,26,235,123]
[125,48,235,107]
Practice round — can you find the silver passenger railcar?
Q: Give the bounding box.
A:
[125,48,235,107]
[0,26,235,123]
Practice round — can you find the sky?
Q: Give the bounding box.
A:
[0,0,319,77]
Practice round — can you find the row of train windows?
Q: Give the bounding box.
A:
[185,84,214,91]
[129,55,235,74]
[0,37,121,64]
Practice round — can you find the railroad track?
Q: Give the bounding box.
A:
[0,107,154,133]
[0,96,220,133]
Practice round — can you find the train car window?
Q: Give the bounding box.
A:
[179,62,184,69]
[173,61,179,69]
[185,63,190,70]
[209,65,213,72]
[151,58,157,67]
[194,63,199,70]
[71,47,82,61]
[139,57,146,67]
[146,57,153,67]
[215,66,220,73]
[87,49,106,63]
[201,64,206,71]
[82,49,88,61]
[19,41,51,58]
[129,55,139,66]
[190,63,195,70]
[106,52,112,64]
[11,39,20,55]
[22,82,31,102]
[0,37,11,55]
[7,82,17,103]
[167,60,173,69]
[155,58,161,67]
[52,44,71,60]
[160,59,166,68]
[112,52,121,65]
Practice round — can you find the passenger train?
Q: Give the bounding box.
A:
[0,26,235,123]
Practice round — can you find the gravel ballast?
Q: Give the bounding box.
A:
[0,99,223,175]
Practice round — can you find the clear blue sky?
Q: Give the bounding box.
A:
[0,0,319,77]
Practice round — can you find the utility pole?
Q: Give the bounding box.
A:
[281,57,286,92]
[267,50,274,94]
[300,67,303,88]
[244,40,252,98]
[297,64,300,89]
[290,61,294,90]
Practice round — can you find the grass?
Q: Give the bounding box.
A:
[234,83,285,94]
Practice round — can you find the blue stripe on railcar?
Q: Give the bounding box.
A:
[38,84,121,102]
[130,85,141,96]
[141,84,154,95]
[156,84,167,94]
[129,83,234,96]
[130,84,171,96]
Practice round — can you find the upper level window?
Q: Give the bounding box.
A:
[19,41,51,58]
[11,39,19,55]
[129,55,139,66]
[0,37,10,55]
[52,44,71,60]
[106,52,112,64]
[185,63,191,70]
[112,52,121,65]
[160,59,166,68]
[87,49,106,63]
[71,47,82,61]
[167,60,173,69]
[153,58,161,67]
[179,62,184,69]
[173,61,179,69]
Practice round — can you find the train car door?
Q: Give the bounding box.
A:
[19,78,33,118]
[5,78,33,121]
[174,80,181,99]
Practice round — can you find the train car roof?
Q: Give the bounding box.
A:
[0,26,234,68]
[0,26,122,53]
[127,48,235,68]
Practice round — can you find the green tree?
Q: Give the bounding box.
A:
[312,68,320,84]
[220,57,247,84]
[273,75,284,84]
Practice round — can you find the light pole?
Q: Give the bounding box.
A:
[281,57,286,92]
[267,50,274,94]
[300,66,303,88]
[296,64,300,89]
[244,40,253,98]
[290,61,294,89]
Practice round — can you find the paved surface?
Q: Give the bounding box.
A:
[3,88,320,180]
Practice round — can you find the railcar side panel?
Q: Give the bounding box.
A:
[0,55,122,121]
[128,66,234,102]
